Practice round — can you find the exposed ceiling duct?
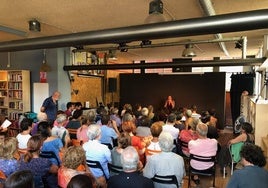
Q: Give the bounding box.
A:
[199,0,231,57]
[0,9,268,52]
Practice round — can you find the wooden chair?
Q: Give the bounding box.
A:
[86,160,108,180]
[188,154,216,188]
[71,139,83,146]
[151,174,179,188]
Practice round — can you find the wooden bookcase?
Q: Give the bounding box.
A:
[0,70,30,120]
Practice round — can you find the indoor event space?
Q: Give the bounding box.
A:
[0,0,268,188]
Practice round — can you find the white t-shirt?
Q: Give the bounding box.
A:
[16,134,31,149]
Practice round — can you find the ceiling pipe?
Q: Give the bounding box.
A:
[0,9,268,52]
[63,58,264,71]
[198,0,230,57]
[73,37,243,52]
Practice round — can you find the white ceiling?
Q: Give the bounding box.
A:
[0,0,268,61]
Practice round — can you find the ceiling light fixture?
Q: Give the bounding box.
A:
[182,44,196,57]
[29,19,41,32]
[40,49,52,72]
[144,0,166,24]
[118,43,128,52]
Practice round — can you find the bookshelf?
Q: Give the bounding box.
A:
[0,70,30,120]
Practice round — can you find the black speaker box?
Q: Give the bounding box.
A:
[108,78,117,92]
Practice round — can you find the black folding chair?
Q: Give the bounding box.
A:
[40,151,60,166]
[152,174,179,188]
[188,154,216,188]
[108,163,123,174]
[86,160,108,180]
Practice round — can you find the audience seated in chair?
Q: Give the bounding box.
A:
[188,122,218,186]
[178,118,199,157]
[100,114,120,149]
[143,132,185,188]
[16,118,32,150]
[162,113,180,140]
[52,114,71,148]
[76,114,91,143]
[82,124,111,188]
[227,143,268,188]
[58,146,92,188]
[107,146,154,188]
[0,137,19,177]
[31,112,47,136]
[18,135,58,188]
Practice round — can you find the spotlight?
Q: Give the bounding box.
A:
[140,40,152,47]
[182,44,196,57]
[29,19,41,32]
[144,0,166,24]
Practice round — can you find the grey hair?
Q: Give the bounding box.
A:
[141,107,149,116]
[87,124,101,140]
[122,113,134,122]
[189,118,200,131]
[56,114,67,124]
[158,132,174,152]
[87,109,96,123]
[121,146,139,171]
[196,123,208,137]
[37,112,47,122]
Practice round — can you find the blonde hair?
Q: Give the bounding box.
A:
[62,146,86,169]
[3,137,18,159]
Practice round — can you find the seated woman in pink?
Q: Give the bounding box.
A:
[179,118,199,156]
[76,115,89,143]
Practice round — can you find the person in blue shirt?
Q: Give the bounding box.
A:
[227,143,268,188]
[100,115,119,149]
[40,91,61,124]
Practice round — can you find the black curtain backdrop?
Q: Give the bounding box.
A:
[120,72,226,129]
[230,73,255,127]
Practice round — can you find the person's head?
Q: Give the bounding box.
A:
[37,112,48,122]
[208,108,216,117]
[87,109,96,124]
[167,113,176,124]
[141,107,149,116]
[62,146,86,169]
[20,118,33,132]
[24,135,43,162]
[67,174,96,188]
[121,146,139,171]
[122,121,136,134]
[196,123,208,137]
[185,109,192,118]
[3,137,18,159]
[56,113,67,126]
[150,121,163,137]
[38,121,52,139]
[191,105,198,112]
[122,113,134,123]
[52,91,61,101]
[117,132,131,149]
[66,102,74,110]
[167,95,172,100]
[101,114,110,125]
[80,115,89,126]
[4,170,34,188]
[189,118,200,131]
[241,122,253,133]
[158,132,174,152]
[75,102,83,110]
[200,111,211,124]
[240,143,266,167]
[72,109,83,120]
[140,116,151,127]
[87,124,101,140]
[148,105,154,113]
[110,107,119,115]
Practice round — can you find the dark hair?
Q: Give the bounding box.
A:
[240,143,266,167]
[66,102,74,109]
[241,122,253,133]
[101,114,110,125]
[167,113,176,123]
[4,170,34,188]
[20,118,33,131]
[75,102,82,108]
[72,109,83,119]
[140,116,151,127]
[37,121,51,138]
[67,174,96,188]
[200,111,211,123]
[117,132,131,149]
